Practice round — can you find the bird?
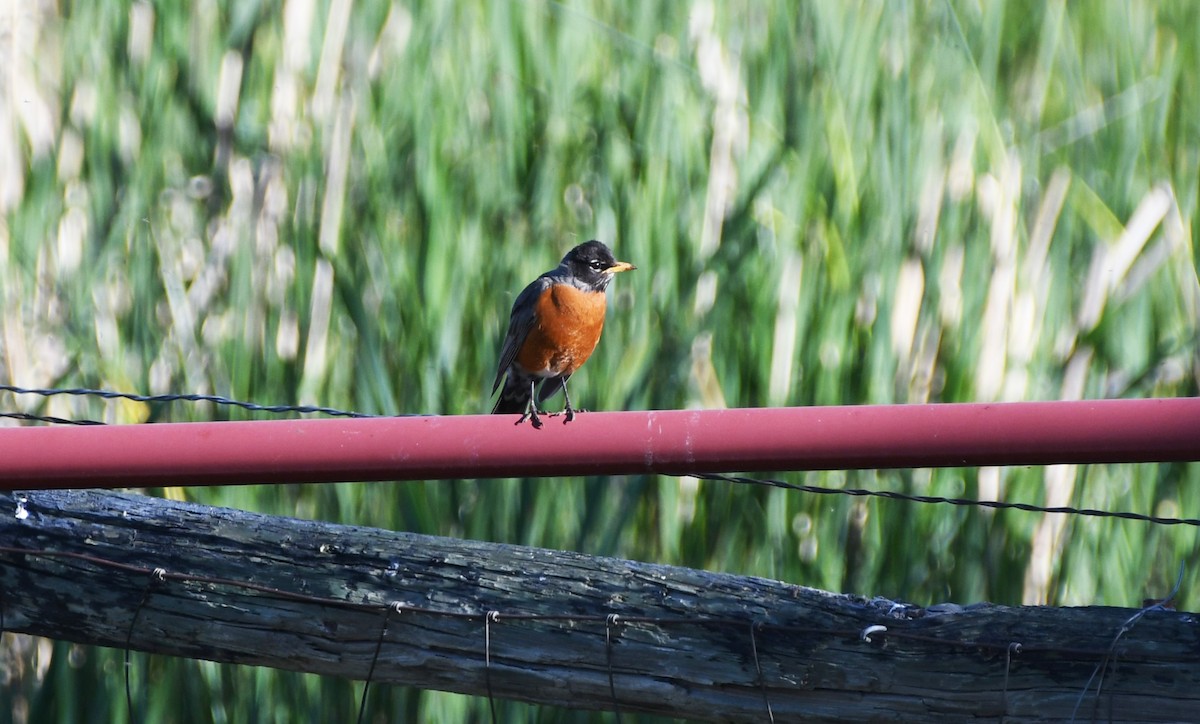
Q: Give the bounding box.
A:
[492,240,636,428]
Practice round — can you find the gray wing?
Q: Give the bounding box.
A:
[492,276,549,393]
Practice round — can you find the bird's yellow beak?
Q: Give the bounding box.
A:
[605,261,637,274]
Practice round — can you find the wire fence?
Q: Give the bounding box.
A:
[1,383,1196,526]
[1,384,1196,722]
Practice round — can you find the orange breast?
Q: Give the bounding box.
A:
[515,284,608,377]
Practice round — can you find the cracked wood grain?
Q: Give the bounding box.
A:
[1,489,1198,722]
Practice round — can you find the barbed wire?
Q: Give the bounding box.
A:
[1,384,1195,527]
[690,472,1200,527]
[0,384,378,419]
[0,410,104,425]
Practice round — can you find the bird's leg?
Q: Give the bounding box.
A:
[516,378,544,429]
[561,379,576,423]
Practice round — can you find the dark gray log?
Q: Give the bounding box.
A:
[1,489,1197,722]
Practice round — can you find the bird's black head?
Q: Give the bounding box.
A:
[560,240,636,291]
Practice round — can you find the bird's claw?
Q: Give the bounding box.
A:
[548,407,586,424]
[517,407,546,429]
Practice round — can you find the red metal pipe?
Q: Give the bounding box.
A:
[0,399,1197,489]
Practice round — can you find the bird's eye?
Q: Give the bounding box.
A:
[590,260,606,271]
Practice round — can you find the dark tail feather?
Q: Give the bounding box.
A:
[492,371,536,414]
[536,374,569,406]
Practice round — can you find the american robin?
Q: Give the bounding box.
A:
[492,240,636,428]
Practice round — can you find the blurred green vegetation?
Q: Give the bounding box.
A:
[2,0,1199,721]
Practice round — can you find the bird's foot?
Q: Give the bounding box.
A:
[517,407,546,429]
[549,407,587,423]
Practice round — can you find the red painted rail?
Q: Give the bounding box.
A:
[0,399,1197,489]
